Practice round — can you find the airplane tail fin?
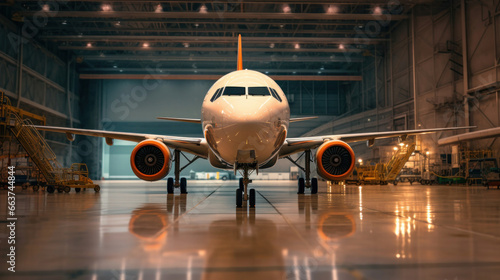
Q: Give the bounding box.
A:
[237,34,243,70]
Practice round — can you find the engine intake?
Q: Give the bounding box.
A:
[316,140,355,180]
[130,140,171,181]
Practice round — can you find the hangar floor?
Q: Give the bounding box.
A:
[2,180,500,279]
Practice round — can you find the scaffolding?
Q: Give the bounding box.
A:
[355,141,416,185]
[1,92,99,193]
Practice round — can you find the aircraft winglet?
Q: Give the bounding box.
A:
[237,34,243,71]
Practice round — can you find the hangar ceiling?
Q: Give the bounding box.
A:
[0,1,419,79]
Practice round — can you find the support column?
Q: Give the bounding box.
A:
[461,0,470,132]
[16,31,23,108]
[411,9,418,130]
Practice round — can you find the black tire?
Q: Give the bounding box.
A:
[64,186,71,193]
[298,178,305,194]
[180,177,187,194]
[393,180,398,186]
[236,189,243,207]
[311,178,318,194]
[239,178,244,191]
[167,178,174,194]
[47,186,55,193]
[249,189,256,208]
[221,176,228,181]
[94,185,101,193]
[75,188,81,193]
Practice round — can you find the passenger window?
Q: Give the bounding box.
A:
[270,88,282,102]
[210,88,223,102]
[248,87,271,96]
[222,86,246,96]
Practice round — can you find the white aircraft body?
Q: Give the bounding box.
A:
[35,35,470,207]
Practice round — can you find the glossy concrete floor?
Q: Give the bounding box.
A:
[2,180,500,280]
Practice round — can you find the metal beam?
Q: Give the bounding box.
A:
[78,54,364,63]
[79,74,362,81]
[41,35,388,44]
[78,68,360,74]
[22,11,408,21]
[61,46,364,53]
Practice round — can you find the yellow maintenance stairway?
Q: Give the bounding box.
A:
[356,141,416,185]
[1,92,99,193]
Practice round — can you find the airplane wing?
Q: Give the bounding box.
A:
[34,125,209,158]
[279,126,473,158]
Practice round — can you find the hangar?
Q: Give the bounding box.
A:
[1,1,500,279]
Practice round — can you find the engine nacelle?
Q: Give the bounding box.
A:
[130,140,171,181]
[316,140,355,181]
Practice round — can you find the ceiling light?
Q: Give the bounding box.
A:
[155,4,163,13]
[62,20,67,25]
[42,4,50,12]
[320,66,324,70]
[102,4,112,12]
[119,69,123,72]
[282,4,291,13]
[142,42,150,48]
[194,23,199,27]
[86,42,92,47]
[115,21,121,26]
[292,71,296,74]
[394,147,398,151]
[373,6,383,15]
[269,43,275,49]
[294,43,300,49]
[183,43,190,48]
[339,44,345,49]
[113,65,117,68]
[317,71,322,74]
[199,4,207,13]
[326,5,338,14]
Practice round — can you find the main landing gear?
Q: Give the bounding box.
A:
[286,149,318,195]
[236,165,256,208]
[167,149,200,194]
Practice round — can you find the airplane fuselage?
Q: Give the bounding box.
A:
[201,70,290,168]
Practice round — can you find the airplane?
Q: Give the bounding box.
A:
[35,35,470,207]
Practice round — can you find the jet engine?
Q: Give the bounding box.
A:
[316,140,355,180]
[130,140,171,181]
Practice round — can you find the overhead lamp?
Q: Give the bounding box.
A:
[320,66,324,70]
[292,71,296,74]
[339,44,345,50]
[399,143,405,146]
[102,4,112,12]
[294,43,300,49]
[426,151,430,155]
[119,69,123,72]
[373,6,383,15]
[269,43,275,49]
[183,43,190,48]
[393,147,398,151]
[142,42,150,48]
[62,20,67,25]
[86,42,92,47]
[115,21,121,26]
[155,4,163,13]
[326,5,338,14]
[42,4,50,12]
[199,4,207,13]
[317,71,322,74]
[113,65,117,68]
[282,4,291,13]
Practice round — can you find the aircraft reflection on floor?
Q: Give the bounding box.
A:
[124,189,361,280]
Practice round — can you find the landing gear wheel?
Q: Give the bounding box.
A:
[47,186,55,193]
[167,178,174,194]
[180,177,187,194]
[33,185,40,192]
[64,186,71,193]
[75,188,81,193]
[249,189,256,208]
[239,178,244,191]
[236,189,243,207]
[94,185,101,193]
[297,178,305,194]
[311,178,318,194]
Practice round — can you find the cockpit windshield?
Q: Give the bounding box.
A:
[222,86,246,96]
[247,87,271,96]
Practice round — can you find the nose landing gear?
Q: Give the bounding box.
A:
[236,165,256,208]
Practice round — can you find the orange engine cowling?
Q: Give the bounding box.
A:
[130,140,171,181]
[316,140,355,181]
